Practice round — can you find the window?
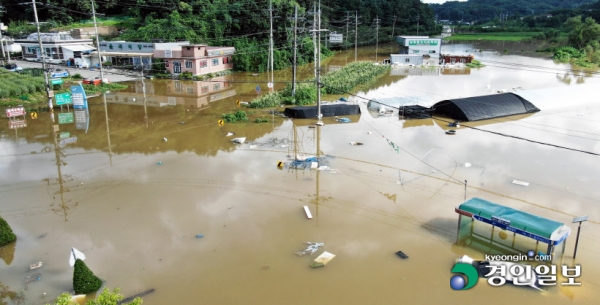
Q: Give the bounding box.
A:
[186,47,191,50]
[213,83,220,90]
[200,60,207,68]
[187,87,194,95]
[185,61,193,69]
[405,58,410,63]
[223,81,230,88]
[223,57,230,64]
[460,58,466,63]
[174,81,183,93]
[212,58,219,66]
[201,86,209,93]
[429,50,436,54]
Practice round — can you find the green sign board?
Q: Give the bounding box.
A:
[51,78,64,85]
[59,132,71,139]
[55,92,73,106]
[58,112,74,124]
[408,39,439,46]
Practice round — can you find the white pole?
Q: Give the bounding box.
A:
[32,0,52,111]
[91,0,105,83]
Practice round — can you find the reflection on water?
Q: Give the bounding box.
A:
[1,40,600,304]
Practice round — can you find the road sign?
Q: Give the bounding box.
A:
[55,92,73,106]
[60,132,70,139]
[5,107,25,118]
[71,85,88,109]
[267,82,273,89]
[59,137,78,145]
[74,109,89,132]
[236,100,240,106]
[51,71,69,78]
[58,112,74,124]
[30,112,38,119]
[8,120,27,129]
[51,78,64,85]
[218,119,224,126]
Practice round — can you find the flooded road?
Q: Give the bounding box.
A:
[1,40,600,304]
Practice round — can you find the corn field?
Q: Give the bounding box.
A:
[320,61,390,94]
[0,70,46,99]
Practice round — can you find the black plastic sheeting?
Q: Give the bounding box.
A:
[399,105,434,119]
[284,104,361,119]
[432,93,540,122]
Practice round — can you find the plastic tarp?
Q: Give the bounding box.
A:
[432,93,539,121]
[457,197,563,239]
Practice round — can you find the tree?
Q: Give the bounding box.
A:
[0,215,16,247]
[73,259,102,294]
[46,288,143,305]
[565,15,600,49]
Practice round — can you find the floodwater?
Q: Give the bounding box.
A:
[1,40,600,304]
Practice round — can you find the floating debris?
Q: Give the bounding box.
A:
[303,206,313,219]
[25,273,41,284]
[195,234,204,239]
[310,262,325,268]
[30,262,43,270]
[512,180,530,186]
[335,117,351,123]
[295,242,324,256]
[231,137,246,144]
[395,251,409,259]
[445,130,456,135]
[349,142,364,146]
[226,132,234,137]
[314,251,336,265]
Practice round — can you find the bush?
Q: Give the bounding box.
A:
[254,118,269,123]
[72,73,83,80]
[73,259,103,294]
[553,46,584,62]
[222,110,248,122]
[0,215,16,246]
[248,92,281,108]
[179,71,193,80]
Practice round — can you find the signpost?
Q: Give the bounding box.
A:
[71,85,88,109]
[51,71,69,78]
[8,120,27,129]
[5,107,26,118]
[55,92,73,106]
[58,112,74,124]
[74,109,90,132]
[572,215,589,259]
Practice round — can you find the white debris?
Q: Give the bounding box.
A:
[249,145,257,149]
[295,242,324,256]
[231,137,246,144]
[464,162,472,168]
[512,180,530,186]
[226,132,234,137]
[318,166,330,171]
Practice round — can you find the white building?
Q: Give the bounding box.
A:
[15,32,95,64]
[396,36,442,65]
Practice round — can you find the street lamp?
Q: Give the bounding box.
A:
[572,215,588,259]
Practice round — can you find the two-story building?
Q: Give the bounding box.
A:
[154,44,235,76]
[94,41,190,70]
[15,32,95,64]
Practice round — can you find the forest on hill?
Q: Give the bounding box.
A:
[429,0,596,23]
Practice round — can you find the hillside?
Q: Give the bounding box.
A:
[429,0,597,23]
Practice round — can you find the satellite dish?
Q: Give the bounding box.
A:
[69,248,86,267]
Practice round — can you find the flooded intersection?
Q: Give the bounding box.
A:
[1,41,600,304]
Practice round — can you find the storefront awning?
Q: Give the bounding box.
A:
[92,51,153,57]
[61,45,96,51]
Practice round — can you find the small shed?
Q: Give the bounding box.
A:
[390,54,423,66]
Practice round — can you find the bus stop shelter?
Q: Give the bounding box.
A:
[455,197,571,262]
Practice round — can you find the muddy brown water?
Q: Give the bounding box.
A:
[1,41,600,304]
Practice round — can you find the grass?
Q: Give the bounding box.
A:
[444,32,542,41]
[53,17,138,31]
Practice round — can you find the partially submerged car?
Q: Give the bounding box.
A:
[4,63,23,72]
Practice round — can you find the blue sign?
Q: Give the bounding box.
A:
[51,71,69,78]
[71,85,88,109]
[256,85,261,94]
[59,137,78,145]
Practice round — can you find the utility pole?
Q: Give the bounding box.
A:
[269,0,274,92]
[375,15,380,62]
[417,14,420,35]
[0,28,5,58]
[346,11,349,43]
[292,4,297,97]
[391,14,397,42]
[313,2,317,79]
[91,0,105,83]
[355,11,358,62]
[317,0,322,122]
[32,0,52,111]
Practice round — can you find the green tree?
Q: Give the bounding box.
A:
[46,288,143,305]
[565,15,600,49]
[73,259,102,294]
[0,215,16,247]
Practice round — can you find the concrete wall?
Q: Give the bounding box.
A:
[70,26,119,39]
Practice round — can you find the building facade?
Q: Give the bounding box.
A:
[15,32,94,63]
[396,36,442,65]
[95,41,190,70]
[440,54,474,65]
[154,44,235,76]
